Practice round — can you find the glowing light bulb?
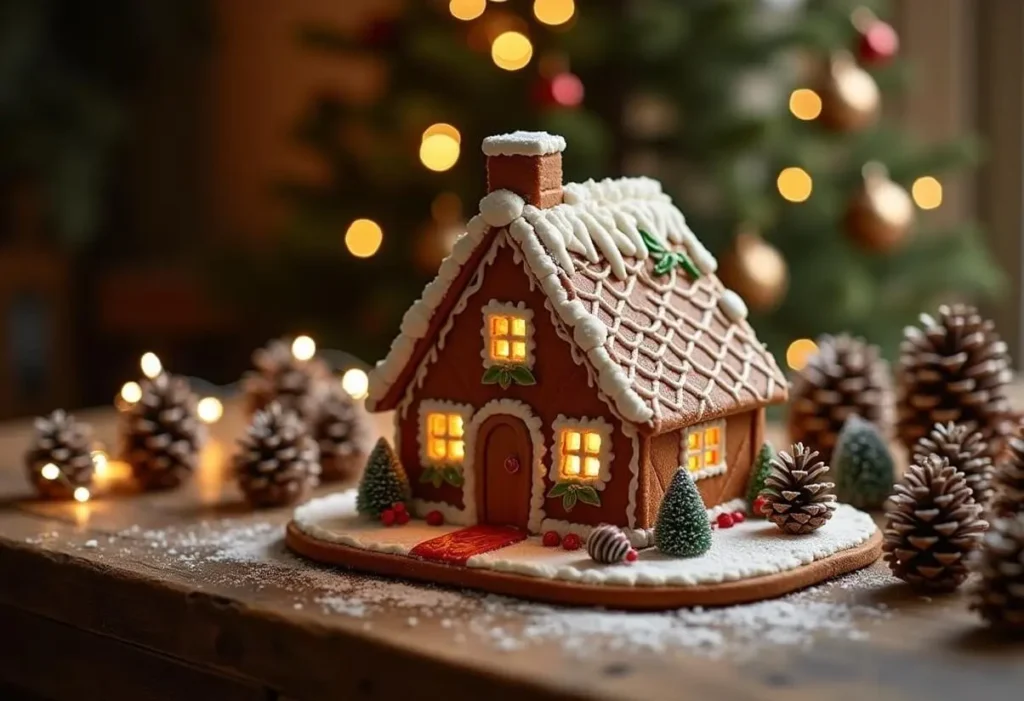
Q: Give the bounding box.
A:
[491,31,533,71]
[291,335,316,361]
[419,134,461,172]
[197,397,224,424]
[74,487,91,503]
[789,88,822,120]
[41,463,61,480]
[533,0,574,26]
[344,219,384,258]
[140,352,162,378]
[423,123,461,144]
[449,0,486,21]
[786,339,819,371]
[342,368,370,400]
[912,176,943,210]
[91,451,108,476]
[777,167,813,203]
[121,381,142,404]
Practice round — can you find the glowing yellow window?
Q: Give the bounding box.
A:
[560,428,602,479]
[684,422,725,475]
[489,313,530,363]
[425,412,465,464]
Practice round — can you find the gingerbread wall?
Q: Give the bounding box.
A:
[396,234,637,529]
[636,408,763,528]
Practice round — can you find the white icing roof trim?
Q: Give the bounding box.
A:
[482,131,566,157]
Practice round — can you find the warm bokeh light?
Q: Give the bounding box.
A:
[342,368,370,400]
[91,450,108,476]
[431,192,462,224]
[197,397,224,424]
[786,338,819,371]
[491,31,533,71]
[419,133,461,172]
[121,381,142,404]
[449,0,486,21]
[41,463,60,480]
[344,218,384,258]
[912,176,943,210]
[777,167,813,203]
[423,123,462,145]
[140,352,162,379]
[789,88,822,120]
[291,335,316,361]
[533,0,575,26]
[74,486,91,503]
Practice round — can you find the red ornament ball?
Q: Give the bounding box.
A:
[395,510,410,525]
[626,549,638,563]
[426,510,444,526]
[381,508,396,527]
[857,20,899,65]
[392,502,406,514]
[562,533,582,551]
[542,530,561,547]
[732,511,746,524]
[716,512,735,529]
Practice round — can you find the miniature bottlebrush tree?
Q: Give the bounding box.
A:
[356,438,410,517]
[655,468,712,557]
[746,441,776,510]
[833,415,895,510]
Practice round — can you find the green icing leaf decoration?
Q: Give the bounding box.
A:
[420,465,465,489]
[482,363,536,390]
[509,365,536,385]
[639,228,701,280]
[547,482,571,498]
[563,489,579,511]
[481,366,503,385]
[576,485,601,507]
[547,479,603,511]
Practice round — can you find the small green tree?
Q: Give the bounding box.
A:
[746,441,776,511]
[356,438,411,517]
[655,468,712,558]
[834,415,895,510]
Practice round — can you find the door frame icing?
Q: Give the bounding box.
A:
[464,399,546,531]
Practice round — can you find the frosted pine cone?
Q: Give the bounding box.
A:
[788,334,893,464]
[759,443,837,535]
[243,338,330,424]
[121,374,205,490]
[913,422,994,509]
[897,305,1012,460]
[883,453,988,591]
[993,436,1024,517]
[971,514,1024,630]
[25,410,94,499]
[235,403,320,508]
[314,386,370,482]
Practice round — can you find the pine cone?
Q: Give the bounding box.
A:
[235,403,320,508]
[882,453,988,591]
[788,334,893,464]
[897,305,1012,461]
[758,443,838,534]
[121,374,205,490]
[314,386,371,482]
[242,338,330,424]
[913,422,994,509]
[971,514,1024,630]
[993,436,1024,518]
[25,410,94,499]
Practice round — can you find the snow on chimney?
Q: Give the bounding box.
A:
[482,131,565,209]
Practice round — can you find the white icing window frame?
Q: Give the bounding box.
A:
[417,400,474,468]
[481,300,535,369]
[681,419,726,482]
[549,415,614,490]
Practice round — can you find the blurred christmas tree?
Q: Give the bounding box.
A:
[270,0,1000,365]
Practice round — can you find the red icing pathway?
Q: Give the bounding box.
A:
[409,525,527,566]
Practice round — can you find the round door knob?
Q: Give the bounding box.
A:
[504,456,521,474]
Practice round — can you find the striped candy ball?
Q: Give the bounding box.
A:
[586,524,632,564]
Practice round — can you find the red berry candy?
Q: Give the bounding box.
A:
[542,531,561,547]
[426,510,444,526]
[732,510,746,524]
[626,549,638,563]
[380,509,396,526]
[753,495,768,516]
[392,502,407,514]
[562,533,582,551]
[716,512,735,529]
[395,510,410,525]
[858,21,899,65]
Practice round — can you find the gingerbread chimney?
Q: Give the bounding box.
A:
[482,131,565,209]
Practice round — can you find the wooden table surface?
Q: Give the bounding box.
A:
[1,400,1022,701]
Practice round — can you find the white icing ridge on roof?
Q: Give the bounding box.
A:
[482,131,566,157]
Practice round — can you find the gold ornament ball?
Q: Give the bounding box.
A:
[816,52,880,133]
[718,232,789,311]
[845,163,915,253]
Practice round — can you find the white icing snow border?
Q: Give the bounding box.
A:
[548,415,614,488]
[480,300,536,369]
[482,131,566,157]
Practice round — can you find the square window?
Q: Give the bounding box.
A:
[684,422,725,476]
[424,411,467,466]
[584,432,601,454]
[511,341,527,361]
[687,454,700,472]
[583,456,601,477]
[511,318,527,337]
[448,415,464,437]
[688,433,701,450]
[558,427,604,481]
[564,454,581,475]
[564,430,581,452]
[484,305,533,367]
[492,316,509,336]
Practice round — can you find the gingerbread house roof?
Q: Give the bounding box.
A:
[367,132,788,433]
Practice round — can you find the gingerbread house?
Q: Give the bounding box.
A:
[366,131,788,546]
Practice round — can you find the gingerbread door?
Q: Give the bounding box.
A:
[475,414,532,530]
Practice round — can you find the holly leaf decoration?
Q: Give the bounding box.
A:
[443,466,464,487]
[498,368,513,389]
[653,256,675,277]
[481,366,503,385]
[563,489,579,511]
[576,485,602,507]
[639,228,702,281]
[640,229,667,255]
[509,365,536,386]
[547,482,571,498]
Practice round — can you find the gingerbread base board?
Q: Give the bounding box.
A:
[286,493,882,610]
